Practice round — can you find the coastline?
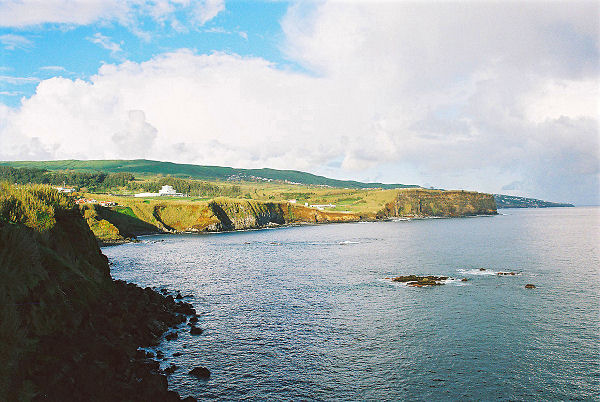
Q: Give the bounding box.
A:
[0,185,200,401]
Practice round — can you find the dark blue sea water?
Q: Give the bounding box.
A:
[104,207,600,401]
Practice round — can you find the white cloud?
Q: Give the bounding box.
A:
[0,75,39,84]
[0,34,33,50]
[39,66,66,72]
[0,1,598,204]
[0,0,224,29]
[192,0,225,26]
[87,33,123,58]
[0,91,23,96]
[0,0,130,27]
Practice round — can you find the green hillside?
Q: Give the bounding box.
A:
[494,194,574,208]
[0,159,418,189]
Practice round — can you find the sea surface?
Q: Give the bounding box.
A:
[103,207,600,401]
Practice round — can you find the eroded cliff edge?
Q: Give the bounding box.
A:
[81,189,497,244]
[0,184,195,401]
[376,189,497,218]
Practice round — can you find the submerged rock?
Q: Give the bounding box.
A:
[163,364,178,375]
[525,284,536,289]
[189,366,211,379]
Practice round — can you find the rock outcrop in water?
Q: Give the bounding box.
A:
[0,184,195,401]
[392,275,449,286]
[377,189,497,219]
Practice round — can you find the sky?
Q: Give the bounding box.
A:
[0,0,598,205]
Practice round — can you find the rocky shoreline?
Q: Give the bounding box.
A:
[0,185,202,401]
[28,281,200,401]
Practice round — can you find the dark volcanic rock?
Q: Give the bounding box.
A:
[189,366,211,379]
[461,278,468,282]
[392,275,448,286]
[497,272,517,276]
[525,284,536,289]
[0,187,199,402]
[164,364,178,375]
[190,326,203,335]
[165,331,178,341]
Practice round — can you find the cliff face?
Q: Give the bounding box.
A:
[83,198,361,242]
[205,200,360,231]
[376,189,497,218]
[82,190,496,244]
[0,185,195,401]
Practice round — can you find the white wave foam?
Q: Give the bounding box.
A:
[457,268,521,276]
[339,240,359,245]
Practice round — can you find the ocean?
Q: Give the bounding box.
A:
[103,207,600,401]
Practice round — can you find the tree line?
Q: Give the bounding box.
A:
[0,166,134,191]
[0,166,241,197]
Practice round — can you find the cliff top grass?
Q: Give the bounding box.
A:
[83,184,492,217]
[0,182,74,231]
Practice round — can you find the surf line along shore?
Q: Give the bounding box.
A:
[0,184,203,401]
[82,189,498,245]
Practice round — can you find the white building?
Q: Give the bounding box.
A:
[134,192,158,197]
[159,185,185,197]
[54,186,75,193]
[310,204,336,210]
[135,185,186,198]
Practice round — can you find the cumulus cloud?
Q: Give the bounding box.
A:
[112,110,158,157]
[0,1,598,204]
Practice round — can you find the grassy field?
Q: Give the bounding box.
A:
[81,179,400,216]
[0,159,418,189]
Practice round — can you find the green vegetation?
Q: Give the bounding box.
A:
[0,166,135,192]
[377,189,498,218]
[1,183,111,398]
[0,161,502,244]
[1,159,418,189]
[0,182,73,231]
[0,183,197,400]
[493,194,574,208]
[136,176,241,197]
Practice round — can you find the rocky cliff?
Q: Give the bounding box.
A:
[83,198,361,242]
[206,199,360,231]
[82,190,496,244]
[376,189,497,218]
[0,184,196,401]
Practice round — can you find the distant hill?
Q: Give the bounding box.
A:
[0,159,419,190]
[494,194,574,208]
